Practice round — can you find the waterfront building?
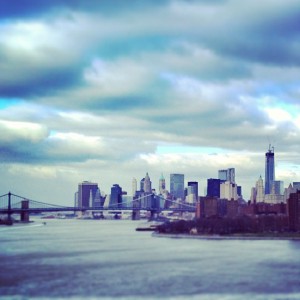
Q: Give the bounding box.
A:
[256,202,286,215]
[265,145,275,194]
[239,202,255,216]
[110,184,122,208]
[159,173,166,194]
[170,173,185,200]
[287,190,300,231]
[202,196,218,218]
[227,199,238,218]
[78,181,100,208]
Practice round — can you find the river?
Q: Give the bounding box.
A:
[0,219,300,299]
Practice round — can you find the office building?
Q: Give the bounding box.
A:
[272,180,284,195]
[140,177,145,192]
[265,145,275,194]
[218,168,235,183]
[218,170,228,181]
[93,188,104,208]
[284,183,296,203]
[78,181,99,208]
[187,181,198,204]
[237,186,242,198]
[293,182,300,190]
[110,184,122,208]
[207,178,223,197]
[132,178,137,196]
[287,190,300,231]
[144,172,152,193]
[220,181,238,200]
[202,196,218,218]
[170,174,185,200]
[159,174,166,194]
[74,191,78,207]
[256,176,265,203]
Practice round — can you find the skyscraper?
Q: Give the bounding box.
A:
[227,168,235,184]
[272,180,284,195]
[207,178,223,197]
[144,172,152,193]
[218,170,228,181]
[218,168,235,183]
[256,175,265,202]
[159,173,166,194]
[110,184,122,208]
[132,178,137,196]
[265,145,275,195]
[220,181,238,200]
[78,181,99,208]
[187,181,198,203]
[170,174,184,200]
[140,177,145,192]
[287,190,300,231]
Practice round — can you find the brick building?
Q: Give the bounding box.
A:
[287,190,300,231]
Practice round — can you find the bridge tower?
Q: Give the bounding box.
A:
[21,200,29,222]
[132,195,141,220]
[7,191,12,223]
[149,194,160,220]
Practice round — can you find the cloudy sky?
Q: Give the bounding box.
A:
[1,0,300,205]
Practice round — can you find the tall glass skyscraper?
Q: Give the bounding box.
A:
[218,168,235,183]
[265,145,275,195]
[170,174,185,200]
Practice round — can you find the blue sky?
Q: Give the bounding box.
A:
[1,0,300,204]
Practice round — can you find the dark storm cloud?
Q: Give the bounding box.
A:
[0,66,82,98]
[200,3,300,66]
[0,0,170,19]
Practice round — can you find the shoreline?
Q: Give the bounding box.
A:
[152,232,300,241]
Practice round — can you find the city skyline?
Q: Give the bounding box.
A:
[1,1,300,205]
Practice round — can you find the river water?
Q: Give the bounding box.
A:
[0,219,300,300]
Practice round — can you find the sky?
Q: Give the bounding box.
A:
[1,0,300,205]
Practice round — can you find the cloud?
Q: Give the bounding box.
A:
[1,1,300,203]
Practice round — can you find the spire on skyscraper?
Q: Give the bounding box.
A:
[265,145,275,195]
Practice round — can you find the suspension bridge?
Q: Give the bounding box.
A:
[0,192,196,222]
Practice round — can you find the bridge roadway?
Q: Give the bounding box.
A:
[0,192,196,220]
[0,206,195,214]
